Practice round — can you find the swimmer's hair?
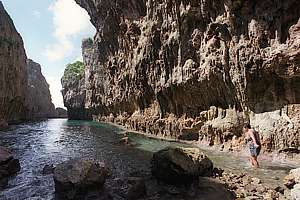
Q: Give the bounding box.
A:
[243,123,251,129]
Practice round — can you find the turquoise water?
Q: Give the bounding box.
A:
[0,119,298,199]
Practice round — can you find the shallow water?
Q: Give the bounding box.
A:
[0,119,298,199]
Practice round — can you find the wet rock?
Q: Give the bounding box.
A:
[151,147,213,184]
[53,159,108,199]
[119,137,130,145]
[42,164,55,175]
[126,177,146,200]
[0,147,21,188]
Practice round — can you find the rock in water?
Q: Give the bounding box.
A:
[151,147,213,184]
[0,147,21,188]
[42,164,55,175]
[53,159,108,199]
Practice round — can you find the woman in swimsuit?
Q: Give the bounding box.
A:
[243,123,261,168]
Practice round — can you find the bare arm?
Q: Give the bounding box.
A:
[249,130,259,146]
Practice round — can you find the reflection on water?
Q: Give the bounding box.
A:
[0,119,298,199]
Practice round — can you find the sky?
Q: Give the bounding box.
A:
[2,0,96,108]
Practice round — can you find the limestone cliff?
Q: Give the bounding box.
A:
[0,1,28,125]
[24,59,56,119]
[0,2,56,126]
[65,0,300,153]
[61,60,91,120]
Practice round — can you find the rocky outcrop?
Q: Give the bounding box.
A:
[24,59,56,119]
[151,147,213,184]
[65,0,300,153]
[0,147,21,188]
[55,107,68,118]
[0,1,28,124]
[53,159,108,199]
[61,60,91,120]
[0,2,56,124]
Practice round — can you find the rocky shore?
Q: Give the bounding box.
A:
[48,147,298,200]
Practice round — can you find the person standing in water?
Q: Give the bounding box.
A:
[243,123,261,168]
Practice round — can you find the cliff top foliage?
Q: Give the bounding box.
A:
[62,61,84,82]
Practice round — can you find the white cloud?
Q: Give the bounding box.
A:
[33,10,41,19]
[45,0,94,62]
[47,76,65,108]
[45,39,73,62]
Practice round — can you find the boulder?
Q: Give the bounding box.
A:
[151,147,213,184]
[284,168,300,189]
[0,147,21,188]
[53,159,108,199]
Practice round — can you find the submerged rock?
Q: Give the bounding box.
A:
[53,159,108,199]
[151,147,213,184]
[0,147,21,188]
[42,164,55,175]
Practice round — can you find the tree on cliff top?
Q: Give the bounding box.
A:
[63,61,84,81]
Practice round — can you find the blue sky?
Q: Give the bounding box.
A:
[2,0,95,108]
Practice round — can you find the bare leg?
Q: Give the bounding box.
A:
[251,156,259,168]
[253,156,259,168]
[249,157,255,166]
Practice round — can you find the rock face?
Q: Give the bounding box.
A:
[61,60,91,120]
[0,2,28,124]
[0,147,21,188]
[64,0,300,153]
[151,147,213,184]
[0,3,56,125]
[53,159,108,199]
[24,59,56,119]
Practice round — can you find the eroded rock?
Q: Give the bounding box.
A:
[62,0,300,155]
[53,159,108,199]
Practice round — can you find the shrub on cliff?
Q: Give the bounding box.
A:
[62,61,84,84]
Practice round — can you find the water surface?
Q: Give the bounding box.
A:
[0,119,298,199]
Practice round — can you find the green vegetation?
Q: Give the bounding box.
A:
[62,61,85,82]
[83,37,93,46]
